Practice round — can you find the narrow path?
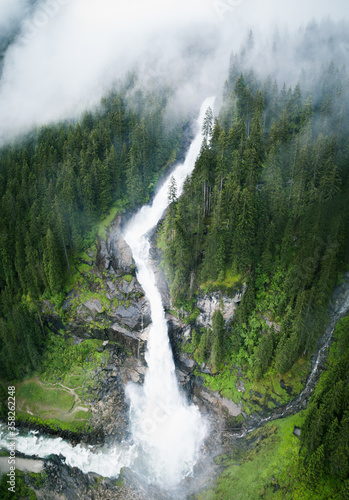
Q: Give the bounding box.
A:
[17,376,91,420]
[35,378,84,401]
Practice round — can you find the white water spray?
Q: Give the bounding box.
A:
[0,97,215,489]
[0,425,137,477]
[123,96,215,488]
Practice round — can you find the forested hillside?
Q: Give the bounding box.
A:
[158,27,349,496]
[160,36,349,378]
[0,77,187,380]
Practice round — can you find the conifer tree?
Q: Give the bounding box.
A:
[43,228,63,296]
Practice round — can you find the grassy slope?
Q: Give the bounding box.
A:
[10,338,110,433]
[195,412,341,500]
[16,378,91,433]
[198,357,309,416]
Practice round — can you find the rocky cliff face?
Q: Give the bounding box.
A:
[146,223,247,425]
[195,288,246,328]
[45,215,152,358]
[165,296,247,425]
[38,215,154,448]
[34,210,248,499]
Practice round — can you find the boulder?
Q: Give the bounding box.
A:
[109,324,141,357]
[178,352,196,372]
[121,359,147,385]
[84,298,103,314]
[196,286,246,328]
[107,216,134,274]
[293,426,301,438]
[114,300,151,331]
[96,239,112,270]
[193,383,243,418]
[120,277,136,294]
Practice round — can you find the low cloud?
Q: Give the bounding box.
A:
[0,0,30,35]
[0,0,347,143]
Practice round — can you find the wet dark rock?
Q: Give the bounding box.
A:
[40,457,131,500]
[15,420,104,447]
[103,365,114,371]
[178,352,196,371]
[120,467,172,499]
[44,315,65,335]
[293,426,301,438]
[280,379,293,395]
[109,324,144,357]
[114,301,151,331]
[106,215,134,274]
[96,239,111,270]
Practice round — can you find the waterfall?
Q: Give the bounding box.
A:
[123,96,215,487]
[0,97,215,490]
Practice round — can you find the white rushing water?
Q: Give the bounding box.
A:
[0,425,137,477]
[0,97,215,489]
[123,96,215,488]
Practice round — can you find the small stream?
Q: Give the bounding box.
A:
[235,273,349,437]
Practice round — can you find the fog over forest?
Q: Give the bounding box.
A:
[0,0,348,143]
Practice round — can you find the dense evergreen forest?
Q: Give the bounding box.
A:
[301,315,349,493]
[158,26,349,492]
[161,47,349,376]
[0,77,187,380]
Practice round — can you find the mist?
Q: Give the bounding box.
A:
[0,0,30,35]
[0,0,348,143]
